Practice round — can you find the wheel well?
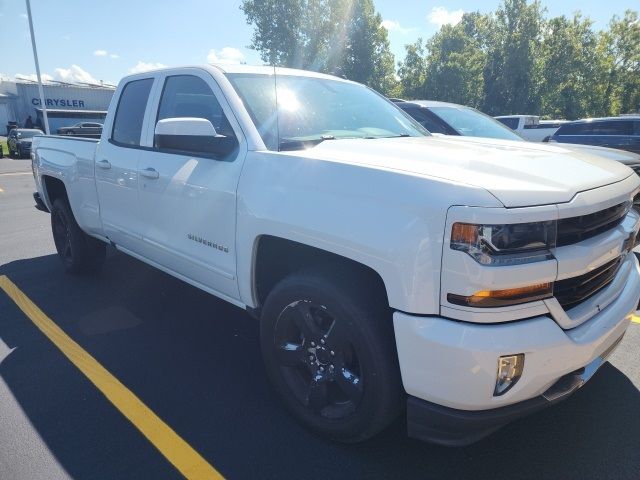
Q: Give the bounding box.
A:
[253,235,389,308]
[42,176,68,206]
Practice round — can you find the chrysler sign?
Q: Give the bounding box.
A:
[32,98,86,108]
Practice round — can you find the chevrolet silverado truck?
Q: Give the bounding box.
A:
[31,65,640,446]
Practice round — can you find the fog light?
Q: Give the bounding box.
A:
[494,354,524,396]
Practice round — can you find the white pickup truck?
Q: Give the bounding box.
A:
[495,115,568,142]
[31,65,640,446]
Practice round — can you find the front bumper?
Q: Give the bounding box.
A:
[394,253,640,444]
[407,333,624,446]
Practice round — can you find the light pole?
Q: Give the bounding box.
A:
[25,0,49,134]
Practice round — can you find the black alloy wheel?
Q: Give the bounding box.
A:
[273,299,364,419]
[52,206,73,266]
[50,198,106,273]
[260,268,402,442]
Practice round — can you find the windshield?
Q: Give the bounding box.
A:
[226,73,427,151]
[17,130,42,139]
[429,107,523,141]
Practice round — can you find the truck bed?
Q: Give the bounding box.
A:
[32,135,102,236]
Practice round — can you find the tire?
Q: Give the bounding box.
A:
[260,267,402,443]
[51,198,106,273]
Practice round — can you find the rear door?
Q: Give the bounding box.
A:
[95,76,155,250]
[135,69,246,300]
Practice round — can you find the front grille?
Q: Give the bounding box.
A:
[556,202,628,247]
[554,257,623,310]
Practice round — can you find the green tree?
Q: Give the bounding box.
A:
[539,14,602,118]
[240,0,334,69]
[422,21,486,108]
[397,39,427,99]
[482,0,545,115]
[240,0,398,94]
[328,0,398,94]
[607,10,640,114]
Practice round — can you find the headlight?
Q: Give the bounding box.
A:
[451,221,556,266]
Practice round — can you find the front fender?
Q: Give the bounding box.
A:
[236,151,500,314]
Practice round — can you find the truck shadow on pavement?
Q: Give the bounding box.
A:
[0,251,639,479]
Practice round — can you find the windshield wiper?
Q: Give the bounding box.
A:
[279,135,336,151]
[363,133,411,139]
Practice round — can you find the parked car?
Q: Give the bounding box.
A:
[57,122,103,137]
[395,100,640,170]
[549,116,640,154]
[394,100,524,141]
[494,115,568,141]
[32,65,640,446]
[7,128,44,158]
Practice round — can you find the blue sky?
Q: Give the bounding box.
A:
[1,0,635,85]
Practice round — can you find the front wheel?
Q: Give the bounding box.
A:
[260,268,402,443]
[51,198,106,273]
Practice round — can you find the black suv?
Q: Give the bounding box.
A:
[549,116,640,154]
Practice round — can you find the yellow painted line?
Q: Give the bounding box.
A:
[0,275,223,480]
[631,314,640,324]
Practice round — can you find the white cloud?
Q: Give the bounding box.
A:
[94,49,119,59]
[61,35,71,41]
[15,73,55,82]
[19,13,27,19]
[129,61,167,74]
[54,65,99,84]
[428,6,464,27]
[381,19,414,34]
[207,47,245,65]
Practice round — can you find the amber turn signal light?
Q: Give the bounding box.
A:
[451,222,479,245]
[448,283,553,308]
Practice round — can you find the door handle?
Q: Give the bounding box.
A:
[97,159,111,169]
[139,167,159,179]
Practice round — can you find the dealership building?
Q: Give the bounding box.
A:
[0,79,115,134]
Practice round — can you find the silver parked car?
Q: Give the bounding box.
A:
[57,122,103,138]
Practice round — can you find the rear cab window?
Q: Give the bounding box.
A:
[496,118,519,130]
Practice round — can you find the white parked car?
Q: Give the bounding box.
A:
[31,65,640,445]
[495,114,568,141]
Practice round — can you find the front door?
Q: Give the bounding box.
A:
[135,71,245,300]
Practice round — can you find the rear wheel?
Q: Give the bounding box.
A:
[51,198,106,273]
[260,267,402,442]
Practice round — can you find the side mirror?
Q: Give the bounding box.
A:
[154,117,237,157]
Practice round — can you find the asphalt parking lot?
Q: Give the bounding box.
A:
[1,155,640,480]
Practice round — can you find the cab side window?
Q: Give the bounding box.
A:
[111,78,154,146]
[157,75,235,137]
[403,108,448,134]
[155,75,237,159]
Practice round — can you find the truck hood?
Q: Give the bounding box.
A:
[554,143,640,166]
[294,135,634,207]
